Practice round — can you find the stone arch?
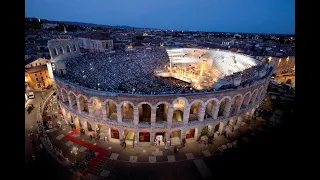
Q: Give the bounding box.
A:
[89,97,102,117]
[250,89,258,105]
[120,101,134,120]
[74,116,81,128]
[201,125,212,138]
[218,96,231,117]
[60,46,64,54]
[123,129,135,144]
[137,102,152,123]
[188,100,204,121]
[172,97,189,111]
[213,122,224,135]
[139,130,150,142]
[61,88,68,103]
[68,91,77,111]
[241,91,252,109]
[172,109,183,122]
[110,127,120,140]
[186,127,198,142]
[54,48,58,56]
[230,94,243,116]
[170,129,181,145]
[257,86,264,102]
[156,102,169,122]
[85,120,93,131]
[205,98,219,120]
[236,116,243,127]
[104,99,117,120]
[78,94,89,113]
[244,111,250,123]
[155,101,171,108]
[67,45,71,53]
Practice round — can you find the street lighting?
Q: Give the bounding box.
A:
[70,146,78,163]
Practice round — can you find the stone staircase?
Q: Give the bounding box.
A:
[90,156,108,176]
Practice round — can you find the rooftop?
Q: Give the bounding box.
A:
[25,65,47,73]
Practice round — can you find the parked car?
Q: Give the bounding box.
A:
[28,92,35,99]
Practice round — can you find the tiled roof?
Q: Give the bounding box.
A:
[25,65,47,73]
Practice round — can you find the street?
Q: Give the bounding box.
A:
[25,89,79,179]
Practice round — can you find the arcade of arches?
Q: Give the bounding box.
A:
[58,83,266,145]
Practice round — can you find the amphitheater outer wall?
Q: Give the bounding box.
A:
[55,75,271,145]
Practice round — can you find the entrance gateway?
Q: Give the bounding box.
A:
[155,132,165,145]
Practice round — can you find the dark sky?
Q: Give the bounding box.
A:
[25,0,295,34]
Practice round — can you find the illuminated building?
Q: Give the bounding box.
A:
[49,40,273,146]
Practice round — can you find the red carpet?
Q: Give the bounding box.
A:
[63,128,107,176]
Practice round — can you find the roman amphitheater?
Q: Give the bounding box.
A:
[48,39,273,146]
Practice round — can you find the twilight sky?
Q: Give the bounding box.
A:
[25,0,295,34]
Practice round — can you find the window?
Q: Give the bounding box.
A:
[36,78,38,81]
[46,76,48,78]
[35,73,37,76]
[40,72,42,75]
[41,77,44,80]
[31,64,33,67]
[35,63,37,66]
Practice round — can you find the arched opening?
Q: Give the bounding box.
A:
[54,48,58,56]
[170,129,181,145]
[68,93,77,111]
[110,128,119,140]
[236,116,243,127]
[139,131,150,142]
[205,100,218,120]
[138,104,151,123]
[60,46,64,54]
[122,103,134,121]
[226,119,235,132]
[61,89,69,106]
[66,112,72,124]
[172,110,183,122]
[79,96,89,113]
[67,45,71,53]
[256,88,264,102]
[244,112,251,123]
[91,98,102,117]
[74,116,81,129]
[250,90,258,105]
[213,122,224,135]
[73,44,77,51]
[123,129,135,145]
[186,128,198,143]
[189,102,201,122]
[218,98,230,117]
[230,95,242,116]
[155,131,166,145]
[86,121,93,131]
[241,93,251,109]
[156,104,168,122]
[200,125,212,139]
[106,101,117,120]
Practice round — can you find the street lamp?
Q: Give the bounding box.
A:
[70,146,78,163]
